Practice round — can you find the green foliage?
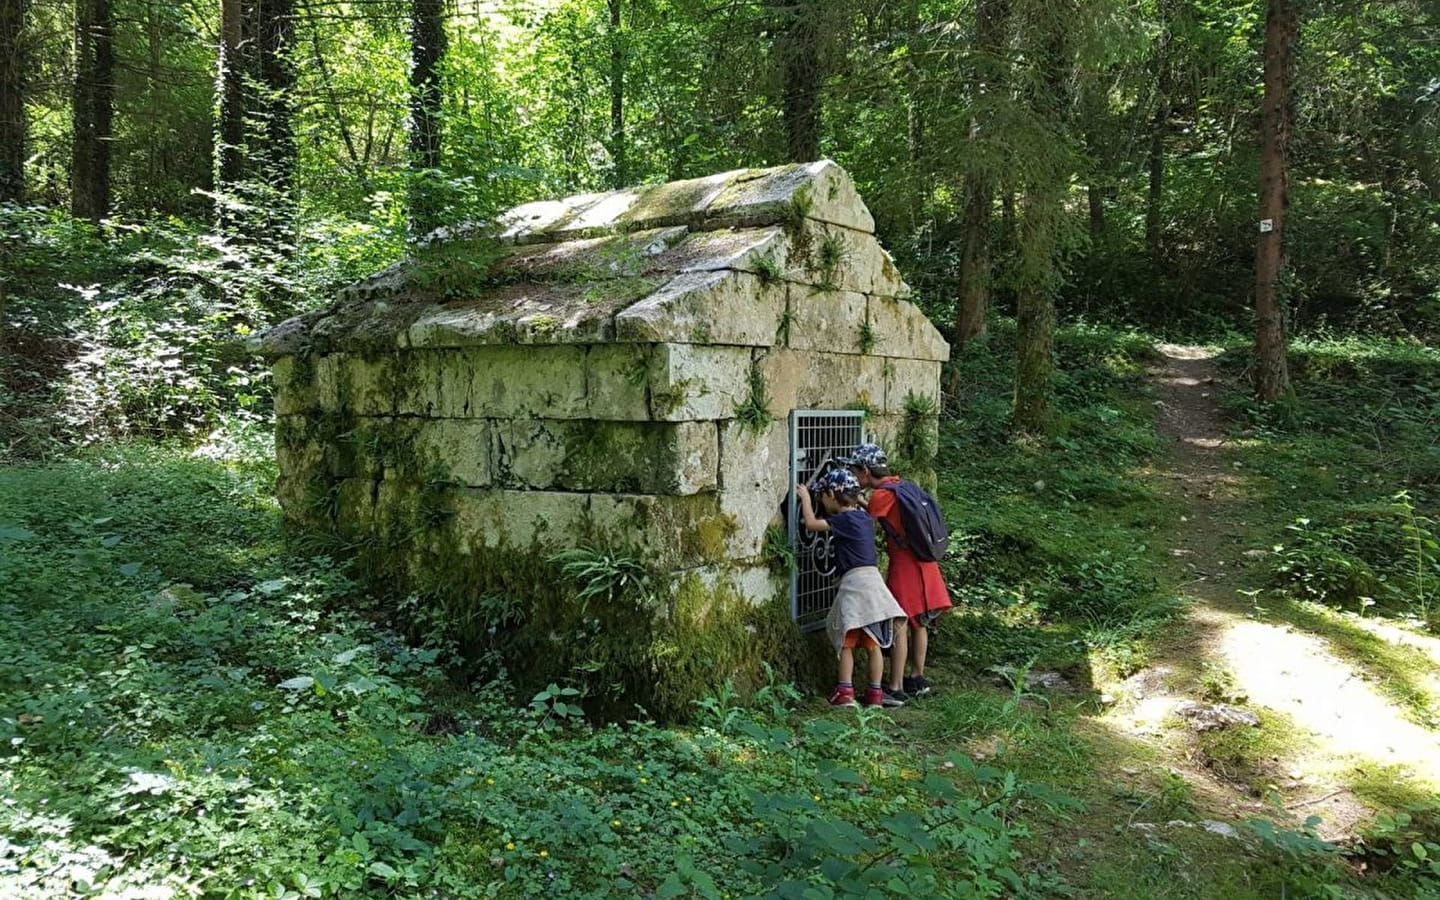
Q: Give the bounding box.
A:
[856,319,876,354]
[1353,808,1440,886]
[894,390,939,476]
[0,436,1068,897]
[548,546,658,614]
[1241,817,1348,900]
[754,254,782,286]
[735,367,773,433]
[935,322,1176,674]
[1271,516,1385,608]
[1226,337,1440,628]
[763,523,797,576]
[0,205,390,457]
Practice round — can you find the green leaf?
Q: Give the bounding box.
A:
[368,861,398,879]
[343,676,378,694]
[0,525,34,541]
[118,562,142,577]
[278,676,315,691]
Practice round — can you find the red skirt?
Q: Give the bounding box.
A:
[885,549,953,623]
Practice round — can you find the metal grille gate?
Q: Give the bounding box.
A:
[788,410,867,632]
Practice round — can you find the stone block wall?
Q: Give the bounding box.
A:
[262,161,948,718]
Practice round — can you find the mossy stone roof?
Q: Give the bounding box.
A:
[257,161,903,357]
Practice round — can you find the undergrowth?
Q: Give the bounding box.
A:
[936,321,1177,679]
[0,428,1063,899]
[1217,335,1440,630]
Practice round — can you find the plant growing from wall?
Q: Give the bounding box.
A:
[549,546,657,614]
[785,183,814,233]
[856,320,875,354]
[754,255,782,286]
[896,391,938,474]
[775,309,794,346]
[763,523,797,576]
[735,367,773,433]
[407,236,507,297]
[815,232,848,292]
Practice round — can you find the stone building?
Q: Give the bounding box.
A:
[258,161,948,716]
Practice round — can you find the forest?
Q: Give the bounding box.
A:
[2,0,1439,897]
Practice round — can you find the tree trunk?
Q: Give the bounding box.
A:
[1146,0,1171,260]
[953,173,991,350]
[775,0,821,163]
[409,0,446,234]
[608,0,626,188]
[1145,112,1164,257]
[0,0,25,203]
[256,0,296,207]
[951,0,1007,364]
[1253,0,1294,403]
[904,0,922,168]
[215,0,249,211]
[71,0,114,221]
[146,0,160,195]
[1011,17,1069,434]
[1013,184,1060,433]
[1088,183,1105,237]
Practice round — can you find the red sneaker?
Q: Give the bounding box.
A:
[828,687,857,708]
[862,687,885,707]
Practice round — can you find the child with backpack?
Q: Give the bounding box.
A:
[795,469,909,708]
[843,443,952,697]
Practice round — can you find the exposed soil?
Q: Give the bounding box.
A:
[1105,344,1440,841]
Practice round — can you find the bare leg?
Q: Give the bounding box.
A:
[911,625,929,676]
[838,647,855,685]
[866,645,884,686]
[888,620,908,690]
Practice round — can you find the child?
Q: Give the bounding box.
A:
[844,442,953,697]
[796,469,908,708]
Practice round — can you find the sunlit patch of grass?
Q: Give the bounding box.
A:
[1276,601,1440,730]
[1192,706,1311,797]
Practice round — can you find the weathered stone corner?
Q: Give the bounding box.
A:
[259,161,948,718]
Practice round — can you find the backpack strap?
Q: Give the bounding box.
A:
[872,485,909,550]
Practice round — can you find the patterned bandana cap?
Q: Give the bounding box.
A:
[811,468,863,497]
[840,442,888,470]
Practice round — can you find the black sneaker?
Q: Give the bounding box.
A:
[903,675,932,696]
[882,687,909,707]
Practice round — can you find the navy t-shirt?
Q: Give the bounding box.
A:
[827,508,878,578]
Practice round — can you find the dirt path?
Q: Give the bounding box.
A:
[1106,344,1440,840]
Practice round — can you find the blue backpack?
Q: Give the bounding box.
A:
[875,480,949,562]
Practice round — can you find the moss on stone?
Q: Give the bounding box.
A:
[581,275,663,307]
[687,513,739,562]
[651,378,693,419]
[617,178,719,228]
[893,394,940,489]
[287,466,839,720]
[406,235,510,297]
[556,421,689,493]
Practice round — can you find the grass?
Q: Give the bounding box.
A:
[0,426,1060,899]
[1276,602,1440,729]
[4,325,1439,897]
